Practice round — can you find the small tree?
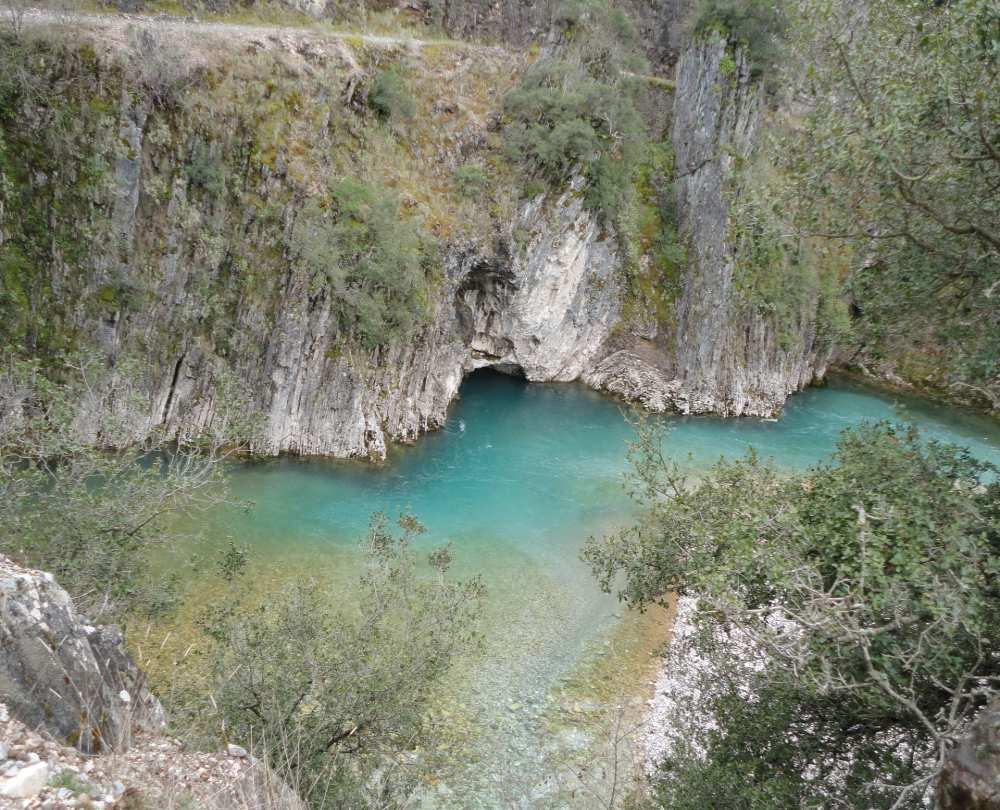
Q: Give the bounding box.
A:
[586,420,1000,808]
[0,352,255,621]
[201,512,485,807]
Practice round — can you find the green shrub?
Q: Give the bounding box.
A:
[200,513,484,807]
[588,421,1000,808]
[501,0,648,223]
[291,178,435,349]
[687,0,787,78]
[369,66,416,124]
[184,140,226,196]
[452,163,489,198]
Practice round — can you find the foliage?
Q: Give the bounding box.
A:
[369,66,416,125]
[586,420,1000,807]
[291,179,436,349]
[184,139,227,197]
[769,0,1000,407]
[0,354,254,621]
[452,163,489,198]
[500,0,648,222]
[730,163,851,349]
[622,141,686,323]
[197,513,485,808]
[686,0,787,79]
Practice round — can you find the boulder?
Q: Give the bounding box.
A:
[0,761,49,799]
[938,700,1000,809]
[0,555,165,753]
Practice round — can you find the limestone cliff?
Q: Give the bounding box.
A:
[0,555,164,754]
[1,18,831,460]
[586,34,831,417]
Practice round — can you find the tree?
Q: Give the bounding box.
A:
[0,352,255,621]
[768,0,1000,407]
[585,420,1000,807]
[198,513,485,808]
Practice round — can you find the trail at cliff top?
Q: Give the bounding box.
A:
[13,7,508,54]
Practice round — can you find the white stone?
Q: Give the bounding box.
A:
[226,744,248,758]
[0,761,49,798]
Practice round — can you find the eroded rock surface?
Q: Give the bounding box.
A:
[0,555,164,754]
[938,700,1000,810]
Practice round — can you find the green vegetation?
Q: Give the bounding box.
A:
[765,0,999,408]
[500,0,648,222]
[452,163,489,198]
[369,66,417,125]
[189,514,484,806]
[500,0,684,319]
[730,165,851,350]
[0,354,256,621]
[0,356,484,807]
[292,179,437,349]
[0,24,513,361]
[586,420,1000,807]
[686,0,787,79]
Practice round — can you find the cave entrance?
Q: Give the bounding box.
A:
[475,362,526,378]
[458,365,528,399]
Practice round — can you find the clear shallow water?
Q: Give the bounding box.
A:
[181,371,1000,807]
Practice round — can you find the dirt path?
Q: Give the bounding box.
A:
[13,6,506,54]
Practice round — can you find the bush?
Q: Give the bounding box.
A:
[0,355,254,621]
[501,0,648,222]
[369,66,416,124]
[587,421,1000,808]
[290,178,435,348]
[452,163,489,198]
[199,513,484,807]
[686,0,787,78]
[184,139,226,196]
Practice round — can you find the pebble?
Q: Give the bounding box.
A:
[0,742,7,760]
[226,744,248,758]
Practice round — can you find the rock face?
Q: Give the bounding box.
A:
[0,555,165,753]
[6,25,832,461]
[666,35,829,416]
[938,700,1000,810]
[587,34,831,418]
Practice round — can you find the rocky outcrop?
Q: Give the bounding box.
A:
[0,555,164,754]
[938,700,1000,810]
[0,701,305,809]
[152,179,624,458]
[667,35,829,416]
[586,35,830,418]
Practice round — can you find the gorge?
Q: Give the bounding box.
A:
[1,0,998,807]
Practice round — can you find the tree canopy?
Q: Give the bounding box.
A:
[586,421,1000,807]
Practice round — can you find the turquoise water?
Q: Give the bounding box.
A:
[187,371,1000,806]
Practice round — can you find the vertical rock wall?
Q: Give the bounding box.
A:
[668,34,829,415]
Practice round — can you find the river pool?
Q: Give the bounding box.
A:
[158,371,1000,807]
